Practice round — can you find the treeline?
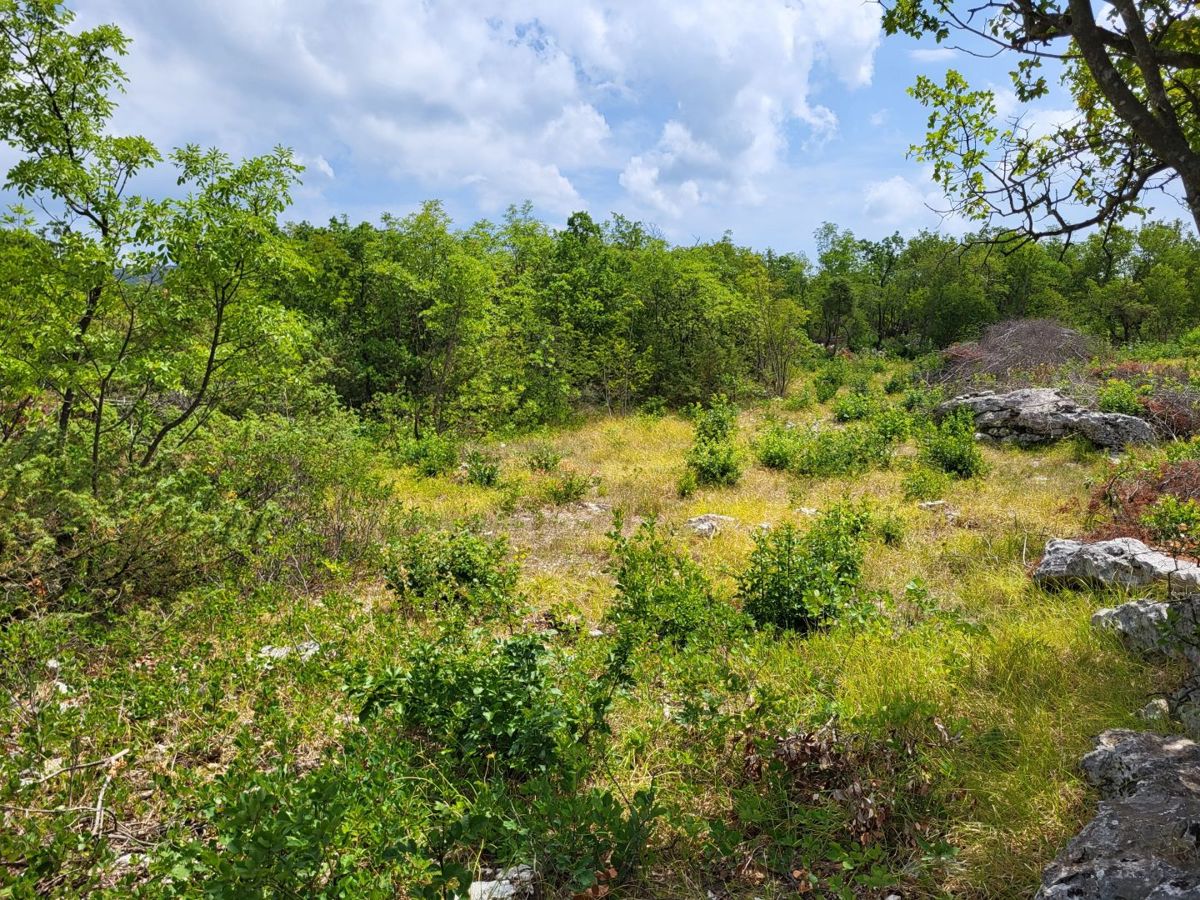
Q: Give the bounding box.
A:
[273,204,1200,434]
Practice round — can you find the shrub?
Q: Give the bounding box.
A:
[464,449,501,487]
[1141,495,1200,560]
[399,432,459,477]
[902,385,944,415]
[789,424,893,478]
[544,470,592,505]
[902,466,952,501]
[814,365,845,404]
[1182,326,1200,355]
[832,392,877,422]
[754,423,802,470]
[384,525,519,617]
[920,409,986,478]
[869,406,913,443]
[738,502,871,633]
[353,633,579,778]
[527,443,562,473]
[783,388,814,411]
[685,396,742,487]
[604,519,741,649]
[1097,379,1145,417]
[884,371,908,395]
[676,467,697,499]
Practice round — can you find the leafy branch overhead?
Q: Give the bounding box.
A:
[881,0,1200,243]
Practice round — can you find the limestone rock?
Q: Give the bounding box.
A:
[937,388,1154,449]
[1091,597,1200,666]
[1037,729,1200,898]
[686,514,736,538]
[1035,538,1200,596]
[468,865,535,900]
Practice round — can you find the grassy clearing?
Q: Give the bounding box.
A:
[1,377,1181,898]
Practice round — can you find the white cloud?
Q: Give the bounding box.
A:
[72,0,882,221]
[909,47,957,62]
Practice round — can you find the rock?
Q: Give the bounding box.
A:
[1138,698,1171,723]
[1091,597,1200,666]
[937,388,1154,449]
[257,641,321,663]
[1036,538,1200,596]
[918,500,947,511]
[1037,729,1200,899]
[686,514,736,538]
[468,865,535,900]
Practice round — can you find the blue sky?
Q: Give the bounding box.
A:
[69,1,1082,255]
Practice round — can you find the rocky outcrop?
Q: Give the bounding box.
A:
[1036,730,1200,899]
[1092,597,1200,666]
[1035,538,1200,596]
[937,388,1154,449]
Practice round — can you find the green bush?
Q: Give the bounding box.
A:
[920,409,986,478]
[384,525,519,617]
[464,449,501,487]
[400,433,459,477]
[790,424,893,478]
[902,466,952,501]
[685,396,742,487]
[902,385,944,415]
[738,502,871,633]
[544,470,593,505]
[832,392,877,422]
[754,423,802,470]
[353,633,579,778]
[813,360,847,404]
[869,405,913,443]
[884,371,909,395]
[783,388,814,411]
[527,443,563,473]
[1182,326,1200,354]
[1141,495,1200,559]
[1097,379,1145,416]
[604,519,742,649]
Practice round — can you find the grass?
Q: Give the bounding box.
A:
[1,374,1180,898]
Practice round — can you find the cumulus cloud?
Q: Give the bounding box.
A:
[73,0,882,221]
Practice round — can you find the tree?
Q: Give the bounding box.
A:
[882,1,1200,242]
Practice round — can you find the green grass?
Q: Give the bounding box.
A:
[0,372,1181,898]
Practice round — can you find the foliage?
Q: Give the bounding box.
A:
[352,633,579,778]
[1141,495,1200,561]
[543,469,593,505]
[383,524,519,618]
[832,391,877,422]
[1097,379,1147,417]
[685,396,743,487]
[526,443,563,473]
[903,466,952,502]
[920,409,987,479]
[463,449,501,487]
[738,502,872,632]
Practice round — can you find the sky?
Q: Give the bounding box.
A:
[67,0,1086,255]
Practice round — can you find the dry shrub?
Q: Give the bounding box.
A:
[935,319,1097,387]
[1087,459,1200,545]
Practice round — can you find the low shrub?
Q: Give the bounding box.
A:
[399,433,459,477]
[1097,379,1145,416]
[353,633,580,778]
[1141,495,1200,560]
[813,359,848,403]
[685,396,742,487]
[920,408,986,478]
[869,406,912,443]
[527,443,563,473]
[790,424,893,478]
[754,423,802,470]
[902,466,952,501]
[884,371,908,395]
[384,525,519,618]
[544,470,593,505]
[832,392,877,422]
[464,449,501,487]
[604,519,741,649]
[783,388,814,411]
[738,502,872,633]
